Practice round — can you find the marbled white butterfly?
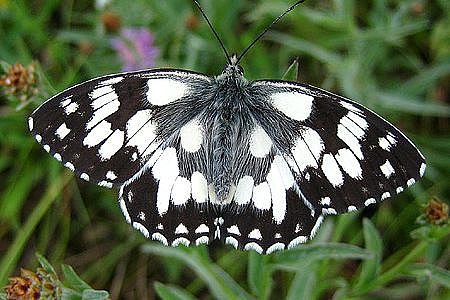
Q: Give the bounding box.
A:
[28,1,425,254]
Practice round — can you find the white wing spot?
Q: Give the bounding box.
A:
[322,208,337,215]
[80,173,89,181]
[106,171,117,180]
[152,147,179,216]
[271,91,314,121]
[60,97,72,107]
[267,159,287,223]
[225,237,238,249]
[180,119,203,153]
[98,181,113,188]
[235,176,254,205]
[348,205,357,212]
[64,162,75,171]
[56,123,71,140]
[292,127,324,171]
[64,102,79,115]
[419,163,426,177]
[191,171,208,203]
[126,110,158,156]
[252,181,271,210]
[147,78,187,106]
[53,153,62,161]
[28,117,33,131]
[152,233,168,246]
[340,101,362,113]
[335,148,363,179]
[249,125,273,158]
[248,228,262,240]
[43,145,50,152]
[87,90,119,129]
[380,160,395,178]
[133,222,149,238]
[337,124,363,159]
[321,153,344,187]
[396,187,404,193]
[378,137,391,151]
[99,129,124,160]
[407,178,415,187]
[288,236,308,249]
[381,192,391,200]
[195,224,209,234]
[272,155,294,189]
[138,211,145,221]
[227,225,241,236]
[172,237,190,247]
[365,198,376,206]
[83,120,113,147]
[171,176,191,206]
[320,197,331,206]
[35,134,42,143]
[244,242,263,254]
[266,243,285,254]
[347,111,368,130]
[175,223,189,235]
[195,236,209,245]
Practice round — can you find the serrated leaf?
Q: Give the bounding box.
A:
[81,289,110,300]
[354,219,383,291]
[273,243,372,271]
[407,263,450,288]
[154,282,197,300]
[62,265,91,293]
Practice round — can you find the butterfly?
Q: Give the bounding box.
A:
[28,2,425,254]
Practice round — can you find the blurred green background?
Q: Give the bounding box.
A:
[0,0,449,299]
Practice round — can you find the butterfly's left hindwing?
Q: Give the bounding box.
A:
[29,69,211,187]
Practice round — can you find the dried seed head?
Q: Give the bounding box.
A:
[0,63,39,101]
[425,198,449,225]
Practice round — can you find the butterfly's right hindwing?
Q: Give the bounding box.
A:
[29,69,211,187]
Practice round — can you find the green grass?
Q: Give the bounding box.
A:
[1,0,449,299]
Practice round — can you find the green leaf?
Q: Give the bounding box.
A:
[62,265,91,293]
[61,287,82,300]
[81,289,110,300]
[273,243,372,271]
[354,219,383,291]
[247,252,272,300]
[36,253,57,276]
[141,244,252,300]
[286,263,317,300]
[407,263,450,288]
[154,282,197,300]
[374,91,450,116]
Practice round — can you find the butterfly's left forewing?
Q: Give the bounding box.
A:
[29,69,211,187]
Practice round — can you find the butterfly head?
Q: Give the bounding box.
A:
[222,54,244,76]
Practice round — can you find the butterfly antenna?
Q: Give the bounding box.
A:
[193,0,232,64]
[236,0,306,64]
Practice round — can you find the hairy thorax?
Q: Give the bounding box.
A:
[210,73,249,203]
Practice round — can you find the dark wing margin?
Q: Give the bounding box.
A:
[29,69,211,188]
